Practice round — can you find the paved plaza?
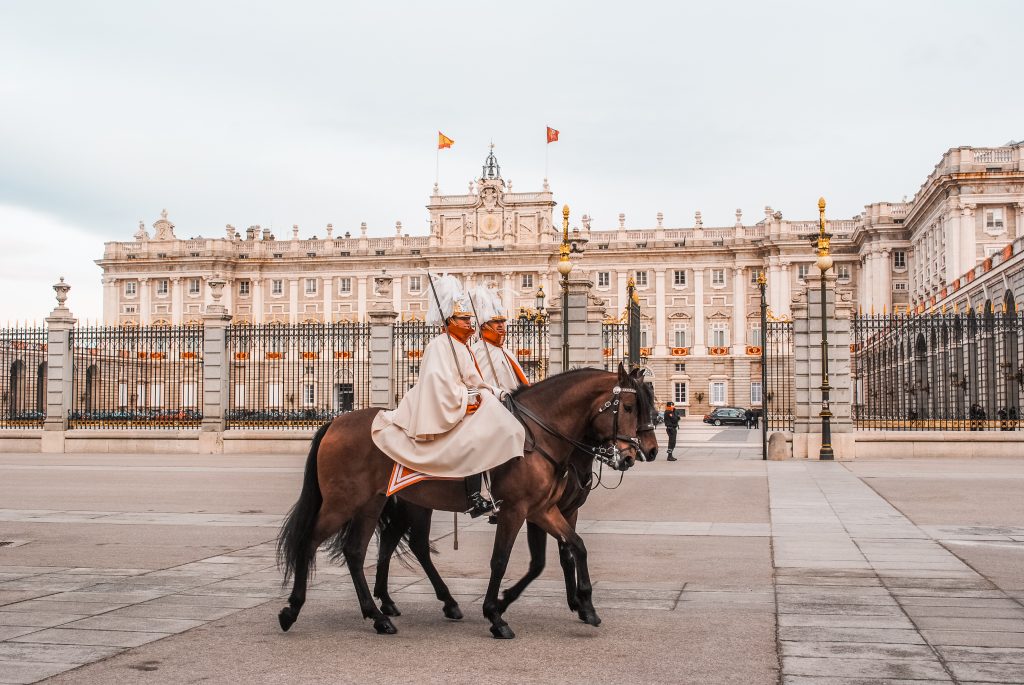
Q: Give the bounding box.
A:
[1,421,1023,684]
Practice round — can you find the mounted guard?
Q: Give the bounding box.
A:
[470,284,530,393]
[370,275,525,517]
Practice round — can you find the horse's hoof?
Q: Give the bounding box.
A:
[380,602,401,617]
[567,600,580,612]
[278,607,296,632]
[443,604,463,620]
[578,610,602,627]
[490,624,515,639]
[373,617,398,635]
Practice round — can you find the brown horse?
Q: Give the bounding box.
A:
[371,381,659,621]
[277,364,644,639]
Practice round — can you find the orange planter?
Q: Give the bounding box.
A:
[334,351,352,359]
[265,352,282,360]
[745,345,761,356]
[301,351,318,360]
[709,346,729,356]
[235,352,250,361]
[671,347,689,356]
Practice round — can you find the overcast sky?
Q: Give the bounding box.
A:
[1,0,1021,322]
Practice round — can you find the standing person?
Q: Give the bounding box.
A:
[663,401,680,461]
[745,409,754,429]
[371,276,525,517]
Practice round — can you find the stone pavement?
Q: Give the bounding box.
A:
[0,425,1022,683]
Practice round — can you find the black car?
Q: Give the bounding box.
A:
[702,407,750,426]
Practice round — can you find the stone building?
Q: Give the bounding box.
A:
[96,142,1024,415]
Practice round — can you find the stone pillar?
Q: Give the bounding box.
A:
[357,276,368,321]
[368,310,398,408]
[102,277,118,325]
[288,278,299,324]
[199,277,232,454]
[878,249,892,313]
[323,276,334,322]
[731,267,747,355]
[171,277,183,325]
[252,278,264,324]
[960,204,976,274]
[692,268,706,355]
[792,272,853,459]
[768,259,782,314]
[654,269,668,356]
[779,262,792,317]
[616,270,628,316]
[139,277,151,325]
[547,276,605,375]
[42,279,76,453]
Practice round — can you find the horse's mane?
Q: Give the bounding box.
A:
[510,367,610,398]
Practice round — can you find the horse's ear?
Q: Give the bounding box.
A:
[617,361,628,382]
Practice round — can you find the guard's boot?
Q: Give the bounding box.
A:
[464,473,494,518]
[667,451,677,461]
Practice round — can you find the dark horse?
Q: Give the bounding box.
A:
[371,382,659,621]
[277,365,644,639]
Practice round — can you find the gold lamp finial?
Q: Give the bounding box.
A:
[756,270,766,286]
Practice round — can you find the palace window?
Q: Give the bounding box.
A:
[710,322,728,347]
[188,278,200,295]
[635,271,648,287]
[985,208,1005,230]
[674,362,686,372]
[303,383,316,407]
[239,280,250,296]
[673,382,688,404]
[748,325,762,346]
[181,382,197,409]
[156,279,168,295]
[893,282,908,292]
[797,264,809,281]
[267,382,282,408]
[338,278,351,294]
[521,274,534,289]
[124,281,137,297]
[639,326,650,348]
[597,272,610,288]
[711,269,725,286]
[673,270,687,287]
[272,279,283,296]
[234,383,246,408]
[893,250,907,269]
[673,325,688,347]
[837,264,851,281]
[408,276,422,293]
[305,278,318,295]
[750,381,763,405]
[710,381,726,405]
[149,382,163,408]
[750,268,761,285]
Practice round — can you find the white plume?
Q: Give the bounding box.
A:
[426,274,467,325]
[471,284,506,323]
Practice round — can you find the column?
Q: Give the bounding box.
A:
[357,275,368,321]
[102,277,118,325]
[693,268,706,355]
[288,278,299,324]
[222,278,234,321]
[390,275,401,316]
[502,272,514,312]
[42,280,77,453]
[878,249,892,313]
[323,276,334,322]
[170,277,183,325]
[944,208,959,286]
[654,269,668,356]
[960,204,976,274]
[200,278,232,453]
[767,259,781,314]
[731,267,747,355]
[1016,203,1024,241]
[548,276,604,375]
[779,262,792,317]
[138,277,151,325]
[252,278,264,324]
[616,270,628,317]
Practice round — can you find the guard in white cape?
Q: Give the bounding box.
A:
[370,276,525,517]
[470,284,531,394]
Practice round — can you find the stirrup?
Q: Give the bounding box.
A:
[465,494,494,518]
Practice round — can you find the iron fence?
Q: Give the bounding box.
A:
[764,320,795,431]
[225,322,371,428]
[0,327,48,428]
[69,324,204,428]
[392,321,442,405]
[504,320,549,383]
[602,322,629,371]
[853,309,1023,431]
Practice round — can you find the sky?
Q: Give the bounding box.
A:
[1,0,1022,323]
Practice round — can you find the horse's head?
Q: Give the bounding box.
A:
[586,362,644,471]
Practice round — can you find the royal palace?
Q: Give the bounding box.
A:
[95,143,1024,416]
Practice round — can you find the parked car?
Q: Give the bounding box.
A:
[702,407,750,426]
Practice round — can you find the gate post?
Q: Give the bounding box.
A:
[368,310,398,408]
[200,277,231,453]
[793,272,855,458]
[548,277,606,374]
[42,278,76,453]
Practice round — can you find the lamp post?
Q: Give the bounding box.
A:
[557,205,573,371]
[535,286,545,321]
[757,270,768,461]
[815,197,835,460]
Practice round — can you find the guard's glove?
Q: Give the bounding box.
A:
[466,389,482,415]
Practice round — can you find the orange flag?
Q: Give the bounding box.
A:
[546,126,559,143]
[438,131,454,149]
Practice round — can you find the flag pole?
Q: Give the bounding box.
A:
[544,140,549,184]
[435,146,440,188]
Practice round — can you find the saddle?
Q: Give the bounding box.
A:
[386,463,459,496]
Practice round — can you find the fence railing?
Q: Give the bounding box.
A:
[505,320,549,383]
[602,322,629,371]
[225,322,371,429]
[392,321,442,405]
[853,310,1023,431]
[0,327,48,428]
[69,324,204,428]
[764,320,795,431]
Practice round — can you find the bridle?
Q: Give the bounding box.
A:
[505,383,642,472]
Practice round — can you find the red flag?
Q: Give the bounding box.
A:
[546,126,559,144]
[438,131,454,149]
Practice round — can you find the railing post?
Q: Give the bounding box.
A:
[42,278,76,453]
[200,277,231,453]
[368,310,398,408]
[548,276,605,374]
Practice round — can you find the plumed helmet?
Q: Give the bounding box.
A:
[471,284,507,325]
[426,275,471,325]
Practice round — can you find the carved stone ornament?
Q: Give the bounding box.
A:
[134,220,149,241]
[372,273,393,310]
[53,276,71,308]
[152,209,176,241]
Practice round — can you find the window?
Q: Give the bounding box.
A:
[234,383,246,408]
[239,280,250,296]
[837,264,851,281]
[750,269,761,285]
[893,282,908,292]
[673,382,688,404]
[710,322,728,347]
[136,382,146,408]
[750,381,763,405]
[150,383,163,408]
[893,251,907,269]
[303,383,316,407]
[673,325,688,347]
[271,280,283,296]
[797,264,809,281]
[639,326,649,348]
[635,271,648,287]
[711,269,725,286]
[375,249,386,256]
[673,270,687,287]
[267,382,282,408]
[597,272,610,288]
[156,279,168,295]
[305,278,317,295]
[408,276,422,293]
[521,274,534,289]
[748,325,762,346]
[118,380,128,408]
[125,281,137,297]
[188,278,200,295]
[338,278,351,294]
[710,381,726,405]
[674,362,686,372]
[985,208,1005,230]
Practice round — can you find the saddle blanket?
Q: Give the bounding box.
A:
[386,463,458,496]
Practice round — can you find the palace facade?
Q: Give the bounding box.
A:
[96,143,1024,414]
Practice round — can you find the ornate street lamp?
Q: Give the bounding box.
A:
[815,197,835,460]
[535,285,545,322]
[557,205,573,371]
[757,270,768,461]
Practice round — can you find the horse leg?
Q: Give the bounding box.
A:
[343,501,397,635]
[279,507,349,632]
[482,507,527,639]
[558,509,580,612]
[497,521,547,613]
[406,508,463,620]
[372,512,405,617]
[532,506,601,627]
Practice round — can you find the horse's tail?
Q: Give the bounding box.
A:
[277,420,332,584]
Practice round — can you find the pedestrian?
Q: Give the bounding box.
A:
[663,401,680,461]
[745,409,754,429]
